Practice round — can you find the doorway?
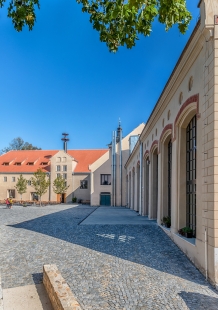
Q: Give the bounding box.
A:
[100,192,111,206]
[57,193,66,203]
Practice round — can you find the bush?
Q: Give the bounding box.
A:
[178,227,193,236]
[72,197,77,203]
[162,216,171,227]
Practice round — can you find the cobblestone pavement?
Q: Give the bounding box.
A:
[0,204,218,310]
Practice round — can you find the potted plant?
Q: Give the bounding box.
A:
[72,197,77,203]
[179,227,193,238]
[183,227,193,238]
[178,228,185,236]
[162,216,171,228]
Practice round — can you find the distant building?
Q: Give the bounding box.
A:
[0,124,144,205]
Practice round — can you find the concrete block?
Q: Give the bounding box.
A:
[43,264,81,310]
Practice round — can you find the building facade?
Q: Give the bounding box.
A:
[0,149,107,203]
[125,0,218,288]
[0,124,144,205]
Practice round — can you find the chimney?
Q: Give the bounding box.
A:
[61,133,69,153]
[116,118,122,143]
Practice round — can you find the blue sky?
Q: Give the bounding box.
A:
[0,0,200,151]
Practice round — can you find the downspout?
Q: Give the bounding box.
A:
[120,128,122,206]
[111,132,114,206]
[205,227,208,281]
[139,141,143,215]
[114,131,117,206]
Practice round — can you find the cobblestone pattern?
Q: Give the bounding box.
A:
[0,274,3,310]
[0,205,218,310]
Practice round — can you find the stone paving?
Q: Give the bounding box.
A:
[0,204,218,310]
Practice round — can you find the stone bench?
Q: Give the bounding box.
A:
[43,264,81,310]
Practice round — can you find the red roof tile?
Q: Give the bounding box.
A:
[0,150,57,173]
[0,149,108,173]
[68,150,108,172]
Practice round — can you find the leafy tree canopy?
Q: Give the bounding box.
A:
[1,137,41,154]
[15,174,28,200]
[31,168,50,205]
[53,175,70,195]
[0,0,192,52]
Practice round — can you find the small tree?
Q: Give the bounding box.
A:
[31,168,50,206]
[15,174,28,202]
[53,175,69,203]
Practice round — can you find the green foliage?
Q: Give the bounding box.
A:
[162,216,171,225]
[0,0,40,32]
[72,197,77,203]
[15,174,28,200]
[31,168,50,205]
[182,226,193,233]
[0,0,191,52]
[1,137,41,154]
[78,0,192,52]
[53,175,70,194]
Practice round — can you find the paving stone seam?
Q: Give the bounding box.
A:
[78,207,98,225]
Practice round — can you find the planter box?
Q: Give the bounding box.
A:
[185,232,193,238]
[165,223,171,228]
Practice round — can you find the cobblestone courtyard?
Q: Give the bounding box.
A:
[0,204,218,310]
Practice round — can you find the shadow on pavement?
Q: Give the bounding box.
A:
[6,206,217,290]
[178,291,218,310]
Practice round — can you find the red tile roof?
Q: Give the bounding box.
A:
[68,150,108,172]
[0,149,108,173]
[0,150,57,173]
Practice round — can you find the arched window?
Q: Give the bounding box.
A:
[186,115,197,236]
[168,140,172,217]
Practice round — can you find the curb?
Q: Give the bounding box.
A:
[43,264,81,310]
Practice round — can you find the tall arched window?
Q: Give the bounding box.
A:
[186,115,197,236]
[168,140,172,217]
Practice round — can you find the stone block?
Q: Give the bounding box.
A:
[43,264,81,310]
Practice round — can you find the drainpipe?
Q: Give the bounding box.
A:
[205,227,208,281]
[114,131,117,206]
[120,128,122,206]
[139,141,143,215]
[111,132,114,206]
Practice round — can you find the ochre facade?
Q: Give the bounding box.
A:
[125,0,218,288]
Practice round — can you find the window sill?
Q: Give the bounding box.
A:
[160,225,171,232]
[174,233,196,246]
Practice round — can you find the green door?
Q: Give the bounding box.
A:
[100,193,111,206]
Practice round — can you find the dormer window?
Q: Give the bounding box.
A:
[15,162,21,166]
[40,162,48,165]
[27,162,34,165]
[2,162,9,166]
